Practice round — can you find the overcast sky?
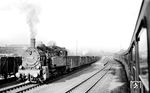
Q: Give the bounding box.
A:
[0,0,142,53]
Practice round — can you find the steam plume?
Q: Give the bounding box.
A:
[21,3,40,38]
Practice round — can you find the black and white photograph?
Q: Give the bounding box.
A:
[0,0,149,93]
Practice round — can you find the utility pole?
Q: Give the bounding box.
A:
[76,40,78,56]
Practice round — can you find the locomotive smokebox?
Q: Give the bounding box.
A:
[31,38,36,48]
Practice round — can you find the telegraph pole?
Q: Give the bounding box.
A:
[76,40,78,56]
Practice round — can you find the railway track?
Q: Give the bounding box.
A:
[0,62,96,93]
[65,62,112,93]
[0,81,41,93]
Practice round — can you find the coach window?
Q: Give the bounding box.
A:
[132,45,136,66]
[131,45,136,80]
[138,28,148,89]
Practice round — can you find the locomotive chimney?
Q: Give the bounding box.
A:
[31,38,36,48]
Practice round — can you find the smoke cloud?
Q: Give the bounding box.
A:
[47,41,56,46]
[21,3,40,38]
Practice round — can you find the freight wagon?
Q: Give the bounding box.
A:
[0,55,22,79]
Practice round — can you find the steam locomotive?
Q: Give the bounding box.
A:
[16,38,98,83]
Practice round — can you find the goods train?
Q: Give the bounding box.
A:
[0,55,22,79]
[16,38,98,83]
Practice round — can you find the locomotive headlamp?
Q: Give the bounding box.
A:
[16,73,20,78]
[36,65,40,69]
[19,66,23,69]
[33,73,38,77]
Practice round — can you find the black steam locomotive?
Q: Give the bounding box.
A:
[16,38,98,83]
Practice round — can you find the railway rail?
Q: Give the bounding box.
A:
[65,62,112,93]
[0,61,96,93]
[12,83,40,93]
[0,82,38,93]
